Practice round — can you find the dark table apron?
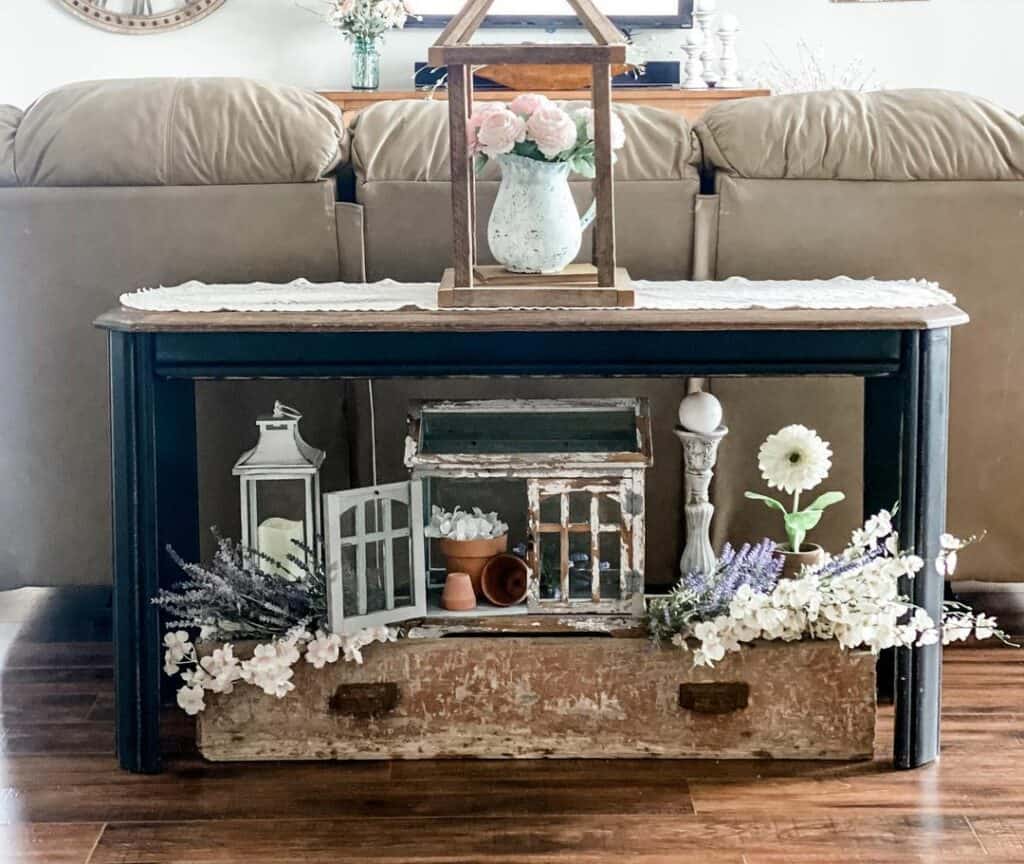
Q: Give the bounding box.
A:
[98,319,954,773]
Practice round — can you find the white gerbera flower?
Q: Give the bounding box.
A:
[757,424,833,495]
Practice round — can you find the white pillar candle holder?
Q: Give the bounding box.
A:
[676,425,728,577]
[693,0,719,86]
[682,28,707,90]
[717,15,742,89]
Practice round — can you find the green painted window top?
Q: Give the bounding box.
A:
[419,408,640,455]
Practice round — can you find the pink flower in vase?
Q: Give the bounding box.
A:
[467,101,508,155]
[526,105,579,158]
[475,108,527,157]
[509,92,550,116]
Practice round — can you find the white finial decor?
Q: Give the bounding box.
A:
[717,13,743,89]
[676,387,727,577]
[682,26,707,90]
[693,0,720,87]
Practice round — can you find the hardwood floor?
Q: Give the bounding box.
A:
[0,588,1021,863]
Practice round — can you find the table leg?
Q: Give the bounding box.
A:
[109,332,198,773]
[894,328,950,770]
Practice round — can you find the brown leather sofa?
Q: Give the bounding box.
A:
[695,90,1024,585]
[2,78,1021,588]
[0,78,353,588]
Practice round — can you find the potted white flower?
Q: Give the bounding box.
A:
[426,506,509,598]
[745,424,845,578]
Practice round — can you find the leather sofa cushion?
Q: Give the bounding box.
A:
[697,89,1024,181]
[351,99,700,183]
[11,78,347,187]
[0,105,20,186]
[0,181,344,587]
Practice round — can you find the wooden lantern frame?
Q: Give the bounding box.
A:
[430,0,635,308]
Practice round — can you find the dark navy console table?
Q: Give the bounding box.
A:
[95,301,968,773]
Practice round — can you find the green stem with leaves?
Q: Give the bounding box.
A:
[745,489,846,554]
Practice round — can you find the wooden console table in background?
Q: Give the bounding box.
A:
[320,87,770,124]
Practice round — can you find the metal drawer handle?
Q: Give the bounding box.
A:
[678,682,749,714]
[330,682,400,718]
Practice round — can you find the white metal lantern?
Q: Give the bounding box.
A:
[233,402,325,579]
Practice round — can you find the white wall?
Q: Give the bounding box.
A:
[1,0,1022,113]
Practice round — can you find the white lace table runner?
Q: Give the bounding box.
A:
[120,276,955,313]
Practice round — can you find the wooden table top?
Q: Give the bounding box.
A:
[95,304,969,334]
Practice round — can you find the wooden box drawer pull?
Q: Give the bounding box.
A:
[330,682,400,718]
[678,682,749,714]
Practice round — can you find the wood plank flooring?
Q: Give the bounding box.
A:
[0,587,1021,863]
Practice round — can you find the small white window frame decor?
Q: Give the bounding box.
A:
[324,481,427,635]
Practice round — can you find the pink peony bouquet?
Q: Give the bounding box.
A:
[467,93,626,178]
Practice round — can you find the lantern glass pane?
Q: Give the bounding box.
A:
[340,544,358,612]
[539,534,561,600]
[339,505,357,539]
[391,499,409,531]
[568,532,592,599]
[419,408,640,455]
[393,537,413,604]
[598,493,621,525]
[539,494,560,524]
[365,499,381,534]
[365,540,387,614]
[254,480,307,533]
[599,532,622,599]
[569,492,590,524]
[423,477,524,588]
[252,479,310,577]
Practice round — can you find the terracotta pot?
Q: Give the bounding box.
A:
[439,534,509,597]
[440,572,477,612]
[778,543,825,580]
[481,554,530,607]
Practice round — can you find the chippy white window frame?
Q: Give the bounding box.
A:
[325,481,426,635]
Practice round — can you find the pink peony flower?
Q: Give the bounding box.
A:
[467,102,509,155]
[509,92,550,116]
[575,107,627,150]
[526,105,579,159]
[475,107,527,157]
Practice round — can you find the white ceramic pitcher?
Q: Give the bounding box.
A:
[487,153,596,274]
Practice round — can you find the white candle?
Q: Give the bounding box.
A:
[258,517,305,581]
[695,0,717,12]
[719,13,739,32]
